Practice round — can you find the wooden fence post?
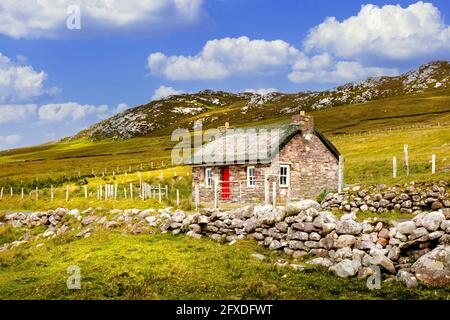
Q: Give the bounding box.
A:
[264,174,269,205]
[404,144,409,176]
[130,183,133,200]
[66,186,69,202]
[51,185,54,201]
[176,189,180,206]
[10,187,13,197]
[36,187,38,201]
[114,184,118,200]
[214,177,219,209]
[432,154,436,174]
[165,185,168,198]
[84,185,88,199]
[158,184,162,203]
[21,187,24,199]
[0,187,3,200]
[239,182,242,205]
[393,156,397,178]
[272,182,277,208]
[338,155,344,193]
[286,185,291,206]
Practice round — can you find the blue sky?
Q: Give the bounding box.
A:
[0,0,449,149]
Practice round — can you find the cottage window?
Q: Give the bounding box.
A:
[279,164,290,187]
[205,168,213,188]
[247,166,256,187]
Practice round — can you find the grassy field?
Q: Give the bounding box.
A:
[1,230,448,300]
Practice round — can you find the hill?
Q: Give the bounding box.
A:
[0,61,449,185]
[71,61,450,141]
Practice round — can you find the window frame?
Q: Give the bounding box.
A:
[279,164,290,187]
[247,166,256,187]
[205,168,213,188]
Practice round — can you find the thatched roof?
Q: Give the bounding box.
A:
[188,123,340,166]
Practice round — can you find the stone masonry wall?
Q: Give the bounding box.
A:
[276,132,339,199]
[322,181,450,214]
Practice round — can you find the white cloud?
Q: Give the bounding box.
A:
[244,88,279,95]
[148,36,301,80]
[0,53,47,103]
[151,85,184,100]
[0,0,206,39]
[0,104,37,123]
[304,1,450,60]
[38,102,108,122]
[288,61,399,84]
[0,134,21,146]
[112,103,130,114]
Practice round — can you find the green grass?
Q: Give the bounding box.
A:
[1,231,448,300]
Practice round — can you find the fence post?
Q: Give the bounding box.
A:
[239,182,242,205]
[264,174,269,205]
[10,187,13,197]
[21,187,24,199]
[272,182,277,208]
[432,154,436,174]
[0,187,3,200]
[36,187,38,201]
[51,185,54,201]
[286,185,291,206]
[158,184,162,203]
[404,144,409,176]
[66,186,69,202]
[176,189,180,206]
[165,185,168,198]
[124,187,127,199]
[84,185,88,199]
[114,184,118,200]
[338,155,344,193]
[130,183,133,200]
[393,156,397,178]
[214,177,219,209]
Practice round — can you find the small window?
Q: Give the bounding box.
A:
[205,168,213,188]
[247,166,256,187]
[279,164,290,187]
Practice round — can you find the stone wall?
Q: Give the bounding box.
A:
[322,181,449,214]
[277,132,338,199]
[4,201,448,287]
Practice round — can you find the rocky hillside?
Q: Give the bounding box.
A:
[72,61,450,141]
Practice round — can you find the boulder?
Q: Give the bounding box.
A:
[335,235,356,248]
[287,200,320,214]
[396,221,416,235]
[307,257,332,268]
[411,245,450,286]
[422,211,445,232]
[397,270,418,288]
[370,254,396,274]
[336,220,363,235]
[329,259,360,277]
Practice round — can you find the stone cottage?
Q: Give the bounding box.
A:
[189,112,340,204]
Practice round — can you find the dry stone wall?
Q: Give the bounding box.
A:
[2,202,449,287]
[322,181,449,214]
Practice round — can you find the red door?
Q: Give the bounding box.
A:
[221,166,230,199]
